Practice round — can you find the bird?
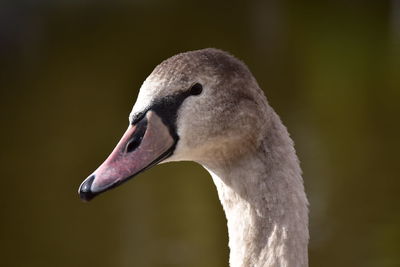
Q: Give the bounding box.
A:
[79,48,309,267]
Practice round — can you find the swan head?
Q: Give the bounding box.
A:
[79,48,267,201]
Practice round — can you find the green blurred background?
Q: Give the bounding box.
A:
[1,0,399,266]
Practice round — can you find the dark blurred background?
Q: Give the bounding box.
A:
[1,0,399,266]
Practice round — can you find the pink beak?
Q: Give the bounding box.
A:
[79,111,176,201]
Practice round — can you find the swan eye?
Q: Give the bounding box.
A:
[189,83,203,95]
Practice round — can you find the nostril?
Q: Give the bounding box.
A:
[126,117,148,153]
[126,137,142,153]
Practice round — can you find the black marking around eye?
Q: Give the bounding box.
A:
[130,84,202,139]
[130,111,147,125]
[127,86,199,162]
[150,90,192,139]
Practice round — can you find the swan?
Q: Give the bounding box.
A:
[79,48,309,267]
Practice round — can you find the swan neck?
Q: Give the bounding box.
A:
[204,112,308,267]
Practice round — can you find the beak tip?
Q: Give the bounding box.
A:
[78,175,97,202]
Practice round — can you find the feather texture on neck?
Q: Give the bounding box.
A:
[203,110,308,267]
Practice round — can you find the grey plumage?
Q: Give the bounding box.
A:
[82,48,309,267]
[134,48,309,266]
